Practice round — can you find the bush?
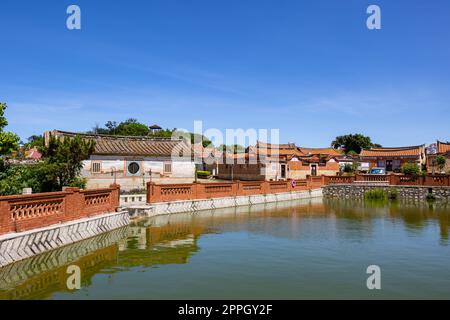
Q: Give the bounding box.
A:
[402,163,420,176]
[0,163,42,195]
[68,177,87,189]
[342,163,354,174]
[121,188,146,195]
[426,194,436,202]
[197,170,211,179]
[364,188,387,201]
[436,155,446,173]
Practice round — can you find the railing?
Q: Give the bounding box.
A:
[0,184,120,236]
[355,174,390,183]
[120,194,146,206]
[323,174,450,187]
[146,176,324,203]
[324,176,355,184]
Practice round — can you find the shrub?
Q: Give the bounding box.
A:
[402,162,420,176]
[364,188,387,201]
[197,170,211,179]
[121,188,146,195]
[426,194,436,202]
[68,177,87,189]
[436,155,446,173]
[342,163,354,173]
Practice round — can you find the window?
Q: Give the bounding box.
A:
[164,162,172,174]
[92,162,101,173]
[128,162,140,175]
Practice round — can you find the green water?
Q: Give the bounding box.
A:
[1,198,450,300]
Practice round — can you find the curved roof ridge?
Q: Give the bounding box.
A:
[368,144,425,151]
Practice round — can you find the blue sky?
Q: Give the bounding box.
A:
[1,0,449,147]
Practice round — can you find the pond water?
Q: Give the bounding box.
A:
[1,198,449,300]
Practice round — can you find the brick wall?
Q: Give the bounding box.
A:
[0,184,120,236]
[147,176,325,203]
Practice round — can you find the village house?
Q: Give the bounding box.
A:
[427,141,450,174]
[290,147,341,179]
[215,142,342,181]
[359,145,426,172]
[44,130,195,191]
[214,142,292,181]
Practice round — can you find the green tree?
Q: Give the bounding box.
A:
[402,162,420,176]
[40,135,96,190]
[331,134,381,154]
[24,135,44,148]
[0,102,20,156]
[218,144,245,154]
[113,118,150,136]
[436,155,447,173]
[90,119,149,136]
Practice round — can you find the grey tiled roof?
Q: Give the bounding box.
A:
[48,130,192,158]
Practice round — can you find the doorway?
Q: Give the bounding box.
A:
[311,165,317,176]
[280,164,286,179]
[386,160,393,172]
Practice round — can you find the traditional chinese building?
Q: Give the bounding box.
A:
[360,145,426,172]
[44,130,195,190]
[290,147,341,178]
[427,141,450,174]
[215,142,341,181]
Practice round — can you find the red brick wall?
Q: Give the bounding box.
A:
[0,185,120,235]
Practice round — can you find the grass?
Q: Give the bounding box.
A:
[364,188,388,201]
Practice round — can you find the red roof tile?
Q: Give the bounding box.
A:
[360,145,424,158]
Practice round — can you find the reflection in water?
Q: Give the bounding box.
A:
[0,198,449,299]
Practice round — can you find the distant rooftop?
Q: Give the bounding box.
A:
[437,141,450,154]
[45,130,190,158]
[360,145,425,158]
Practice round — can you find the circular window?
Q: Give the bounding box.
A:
[128,162,140,175]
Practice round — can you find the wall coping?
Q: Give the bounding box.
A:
[146,188,321,206]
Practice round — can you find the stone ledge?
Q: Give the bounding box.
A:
[0,211,130,268]
[134,189,323,217]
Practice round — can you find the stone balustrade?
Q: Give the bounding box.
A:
[147,176,325,203]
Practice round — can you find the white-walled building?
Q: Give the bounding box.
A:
[44,130,195,191]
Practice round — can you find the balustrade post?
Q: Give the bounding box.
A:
[234,180,240,197]
[0,200,14,235]
[63,187,82,221]
[262,180,269,194]
[109,184,120,212]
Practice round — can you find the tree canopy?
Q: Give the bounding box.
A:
[41,135,96,190]
[331,134,381,154]
[0,102,20,156]
[218,144,245,154]
[91,119,213,147]
[0,135,96,195]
